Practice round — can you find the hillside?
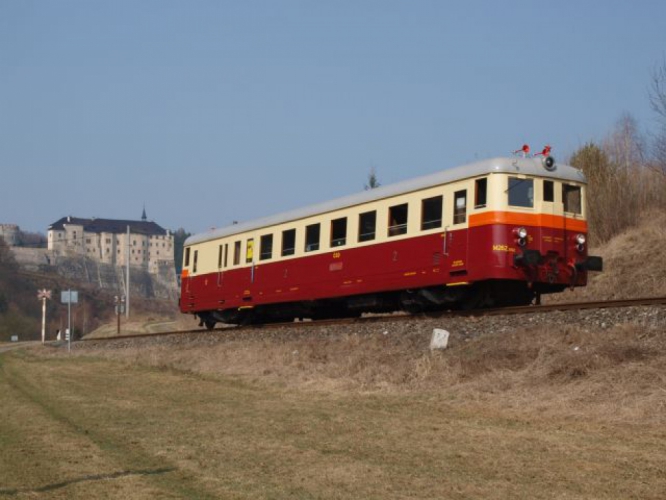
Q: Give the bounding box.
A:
[0,238,178,342]
[546,208,666,303]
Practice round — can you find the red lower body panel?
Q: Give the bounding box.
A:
[180,223,591,316]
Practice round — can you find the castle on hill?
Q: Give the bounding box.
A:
[47,208,174,274]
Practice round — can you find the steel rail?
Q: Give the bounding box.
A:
[79,296,666,344]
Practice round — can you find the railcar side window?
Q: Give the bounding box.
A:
[233,241,241,266]
[474,178,487,207]
[218,245,223,269]
[421,196,443,230]
[245,238,254,263]
[260,234,273,260]
[331,217,347,247]
[224,243,229,268]
[543,180,554,202]
[305,223,320,252]
[184,247,190,267]
[508,178,534,208]
[388,203,408,236]
[281,229,296,256]
[193,250,198,273]
[358,211,376,242]
[453,190,467,224]
[563,184,582,214]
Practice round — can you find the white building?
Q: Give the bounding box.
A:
[47,212,174,274]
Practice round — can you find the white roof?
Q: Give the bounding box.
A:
[186,156,586,246]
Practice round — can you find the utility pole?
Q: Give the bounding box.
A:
[126,225,130,318]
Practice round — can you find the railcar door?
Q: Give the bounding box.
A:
[541,178,562,256]
[444,189,469,280]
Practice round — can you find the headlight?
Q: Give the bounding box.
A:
[575,233,586,252]
[515,227,528,239]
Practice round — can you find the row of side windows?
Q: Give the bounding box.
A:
[185,178,490,270]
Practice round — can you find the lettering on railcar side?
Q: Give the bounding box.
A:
[492,244,516,253]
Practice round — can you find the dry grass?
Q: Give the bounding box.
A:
[3,320,666,499]
[78,320,666,427]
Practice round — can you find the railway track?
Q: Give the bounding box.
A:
[81,296,666,343]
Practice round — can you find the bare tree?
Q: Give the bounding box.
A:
[649,57,666,174]
[364,167,381,190]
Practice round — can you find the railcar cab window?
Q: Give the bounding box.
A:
[305,223,320,252]
[388,203,408,236]
[474,178,487,208]
[218,245,223,269]
[184,247,191,267]
[421,196,443,230]
[453,190,467,224]
[233,241,241,266]
[281,229,296,256]
[260,234,273,260]
[543,180,554,202]
[563,184,582,214]
[508,177,534,208]
[224,243,229,268]
[193,250,198,273]
[358,211,376,242]
[331,217,347,247]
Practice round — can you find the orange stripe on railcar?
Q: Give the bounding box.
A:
[469,211,588,233]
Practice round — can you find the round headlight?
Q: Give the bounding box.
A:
[516,227,528,239]
[575,233,586,245]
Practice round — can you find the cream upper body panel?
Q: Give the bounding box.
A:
[183,157,587,275]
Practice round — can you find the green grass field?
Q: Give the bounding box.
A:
[2,329,665,499]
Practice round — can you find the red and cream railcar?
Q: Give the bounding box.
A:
[180,156,602,327]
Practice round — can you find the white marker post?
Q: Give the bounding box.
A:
[37,289,52,344]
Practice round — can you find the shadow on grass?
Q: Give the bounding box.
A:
[0,467,176,496]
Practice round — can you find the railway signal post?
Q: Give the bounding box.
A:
[61,290,78,353]
[114,295,125,335]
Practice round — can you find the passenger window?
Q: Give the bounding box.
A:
[563,184,582,214]
[543,180,554,202]
[475,178,487,207]
[281,229,296,256]
[234,241,240,266]
[245,238,254,263]
[454,190,467,224]
[508,178,534,208]
[330,217,347,247]
[305,223,320,252]
[260,234,273,260]
[421,196,443,230]
[233,241,241,266]
[224,243,228,268]
[358,211,376,242]
[193,250,198,273]
[184,247,190,267]
[218,245,223,269]
[388,203,408,236]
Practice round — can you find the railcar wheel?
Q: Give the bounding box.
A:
[204,318,217,330]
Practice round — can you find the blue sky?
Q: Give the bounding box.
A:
[1,1,665,234]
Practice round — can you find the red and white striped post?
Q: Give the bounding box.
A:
[37,289,52,344]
